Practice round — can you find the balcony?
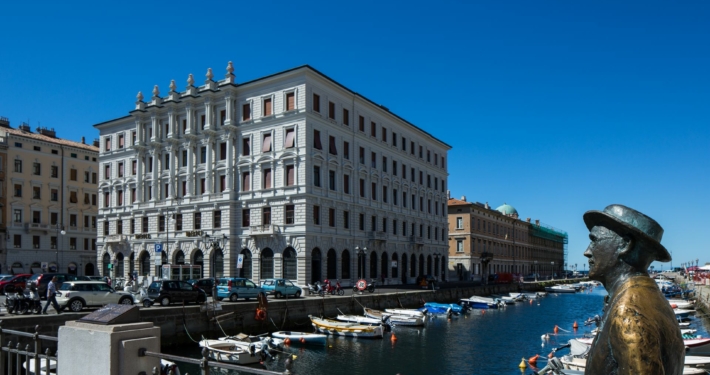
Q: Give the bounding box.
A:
[368,231,387,241]
[250,225,277,237]
[105,235,126,244]
[408,236,424,248]
[25,223,50,233]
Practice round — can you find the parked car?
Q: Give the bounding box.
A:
[260,278,302,298]
[215,278,263,302]
[86,276,107,281]
[146,280,207,306]
[56,281,135,312]
[0,274,32,294]
[187,278,216,296]
[27,273,90,299]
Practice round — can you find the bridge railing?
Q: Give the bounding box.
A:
[0,322,58,375]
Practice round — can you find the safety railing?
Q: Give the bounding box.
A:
[138,347,292,375]
[0,322,58,375]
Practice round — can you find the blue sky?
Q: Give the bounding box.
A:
[1,1,708,271]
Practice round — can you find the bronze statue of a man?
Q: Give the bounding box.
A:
[583,204,684,375]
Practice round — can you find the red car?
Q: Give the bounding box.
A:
[0,274,32,294]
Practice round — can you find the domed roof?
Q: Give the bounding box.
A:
[496,203,518,216]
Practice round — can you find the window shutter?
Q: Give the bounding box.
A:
[262,134,272,152]
[313,130,322,150]
[242,172,250,191]
[263,98,272,116]
[284,129,295,148]
[286,92,295,111]
[329,136,337,155]
[286,165,295,186]
[242,103,251,121]
[264,169,272,189]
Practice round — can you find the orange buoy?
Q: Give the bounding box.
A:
[300,337,306,343]
[528,354,540,365]
[671,303,678,309]
[529,299,533,304]
[482,310,486,315]
[573,321,579,329]
[548,351,554,359]
[284,337,291,345]
[554,325,559,334]
[391,333,398,342]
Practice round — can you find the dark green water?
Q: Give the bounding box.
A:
[165,287,709,375]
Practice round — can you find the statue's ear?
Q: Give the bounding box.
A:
[618,235,636,262]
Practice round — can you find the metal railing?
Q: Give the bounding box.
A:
[0,322,58,375]
[138,347,292,375]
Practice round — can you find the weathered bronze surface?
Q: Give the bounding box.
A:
[582,204,684,375]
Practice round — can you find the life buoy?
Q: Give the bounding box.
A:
[255,308,267,321]
[356,279,367,291]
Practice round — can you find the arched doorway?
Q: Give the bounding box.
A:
[193,250,204,278]
[310,248,322,283]
[102,253,111,276]
[282,248,296,280]
[380,252,388,278]
[391,253,399,279]
[11,262,24,274]
[410,255,416,278]
[418,254,424,276]
[116,252,124,278]
[434,256,439,278]
[240,249,253,279]
[175,250,185,265]
[341,250,351,280]
[67,262,78,275]
[357,251,366,279]
[212,248,224,278]
[427,255,432,275]
[261,248,274,279]
[326,249,337,279]
[161,252,168,265]
[369,251,377,279]
[401,254,408,284]
[85,263,95,276]
[129,252,135,276]
[441,256,446,281]
[140,251,151,276]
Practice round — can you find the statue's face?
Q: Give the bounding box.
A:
[584,226,622,281]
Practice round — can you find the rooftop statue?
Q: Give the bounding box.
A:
[583,204,684,374]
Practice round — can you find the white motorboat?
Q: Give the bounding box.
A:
[219,333,284,354]
[271,331,327,346]
[198,339,261,365]
[364,308,425,326]
[545,285,576,294]
[384,308,426,317]
[310,316,384,338]
[336,314,385,325]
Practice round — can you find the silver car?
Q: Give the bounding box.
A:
[56,281,134,312]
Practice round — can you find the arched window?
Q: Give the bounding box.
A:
[410,255,416,278]
[161,252,168,265]
[261,248,274,279]
[129,252,135,276]
[213,249,224,278]
[380,252,388,278]
[326,249,337,279]
[102,253,111,276]
[310,248,322,283]
[140,252,151,276]
[341,250,351,280]
[401,253,408,284]
[391,253,399,278]
[85,263,95,276]
[116,252,124,278]
[441,256,446,281]
[427,255,432,275]
[240,249,253,279]
[193,250,204,278]
[418,254,424,276]
[175,250,185,265]
[369,251,378,279]
[282,248,297,280]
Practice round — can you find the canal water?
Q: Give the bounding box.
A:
[166,287,710,375]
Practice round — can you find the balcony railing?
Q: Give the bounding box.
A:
[25,223,50,233]
[408,236,424,245]
[368,231,387,241]
[250,224,276,236]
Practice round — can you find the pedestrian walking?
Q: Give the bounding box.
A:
[42,276,61,314]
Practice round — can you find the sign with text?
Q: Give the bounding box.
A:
[237,254,244,269]
[391,261,398,268]
[154,243,163,265]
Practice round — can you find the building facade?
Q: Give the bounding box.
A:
[0,120,99,276]
[447,197,566,282]
[95,64,451,286]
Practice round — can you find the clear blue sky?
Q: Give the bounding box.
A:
[1,1,708,271]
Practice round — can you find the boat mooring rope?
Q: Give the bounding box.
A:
[181,302,200,344]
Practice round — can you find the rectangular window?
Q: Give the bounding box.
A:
[359,147,365,164]
[70,168,77,181]
[33,163,40,175]
[312,93,320,113]
[393,219,398,235]
[343,174,350,194]
[118,162,124,177]
[343,141,349,159]
[219,175,226,192]
[419,145,423,158]
[343,211,350,229]
[392,132,397,147]
[118,134,124,148]
[411,141,415,155]
[105,137,111,151]
[371,182,377,200]
[328,101,335,120]
[220,142,227,159]
[313,130,322,150]
[201,115,206,130]
[14,160,22,173]
[142,217,149,233]
[164,154,170,170]
[382,186,388,203]
[284,129,295,148]
[457,240,464,252]
[214,211,221,228]
[402,191,407,208]
[370,121,376,137]
[328,136,337,155]
[359,179,365,198]
[262,207,271,225]
[84,171,90,182]
[328,208,335,227]
[70,191,78,203]
[117,220,123,234]
[194,213,201,230]
[313,166,321,187]
[371,216,377,231]
[104,164,110,179]
[313,205,320,225]
[92,173,97,184]
[456,217,463,229]
[285,205,295,224]
[358,116,365,132]
[381,127,387,142]
[130,218,135,234]
[117,190,123,206]
[393,160,397,176]
[181,151,187,167]
[159,215,165,232]
[14,209,22,223]
[382,156,387,172]
[262,134,272,153]
[51,165,58,178]
[343,108,349,125]
[132,131,137,145]
[286,92,295,111]
[393,189,398,205]
[328,170,336,190]
[32,211,41,224]
[242,103,251,121]
[359,213,365,231]
[50,189,58,201]
[285,165,295,186]
[263,168,272,189]
[242,137,250,156]
[32,186,40,199]
[13,235,21,248]
[263,98,272,116]
[148,157,153,172]
[427,150,431,162]
[14,184,21,197]
[174,214,182,231]
[242,172,250,191]
[371,152,376,168]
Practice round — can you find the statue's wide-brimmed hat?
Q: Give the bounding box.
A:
[583,204,671,263]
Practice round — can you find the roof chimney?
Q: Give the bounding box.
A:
[484,202,489,209]
[446,190,450,199]
[461,195,466,202]
[526,218,531,223]
[18,122,32,132]
[81,136,85,144]
[535,219,540,226]
[36,127,56,138]
[93,138,100,147]
[0,116,9,128]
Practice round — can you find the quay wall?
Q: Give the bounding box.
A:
[0,281,572,347]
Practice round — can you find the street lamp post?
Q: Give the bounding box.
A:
[551,261,555,280]
[534,260,538,282]
[355,246,367,280]
[200,232,228,278]
[55,224,66,273]
[433,252,441,281]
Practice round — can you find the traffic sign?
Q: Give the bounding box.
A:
[155,243,163,253]
[107,263,113,269]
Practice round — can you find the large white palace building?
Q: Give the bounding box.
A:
[95,64,450,286]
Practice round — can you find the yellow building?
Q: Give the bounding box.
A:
[0,120,99,275]
[448,196,566,282]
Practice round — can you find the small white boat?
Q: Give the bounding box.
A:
[545,285,576,294]
[508,293,527,301]
[310,316,384,338]
[364,308,425,326]
[271,331,327,346]
[674,309,695,318]
[198,339,261,365]
[681,329,697,335]
[384,308,426,317]
[219,333,284,354]
[668,299,694,309]
[336,314,385,325]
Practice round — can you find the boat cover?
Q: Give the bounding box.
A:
[570,339,591,357]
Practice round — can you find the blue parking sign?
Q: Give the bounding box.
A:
[155,243,163,253]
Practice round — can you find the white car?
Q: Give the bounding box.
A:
[56,281,135,312]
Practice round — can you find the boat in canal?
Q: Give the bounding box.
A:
[198,339,262,365]
[674,309,695,319]
[545,285,577,294]
[363,308,426,326]
[459,296,503,309]
[336,314,387,325]
[385,308,427,317]
[424,302,466,313]
[271,331,327,346]
[310,316,384,338]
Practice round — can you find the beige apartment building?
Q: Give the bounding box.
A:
[0,118,8,272]
[447,196,567,282]
[0,119,99,275]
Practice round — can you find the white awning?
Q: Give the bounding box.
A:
[699,265,710,271]
[31,268,44,274]
[11,267,24,274]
